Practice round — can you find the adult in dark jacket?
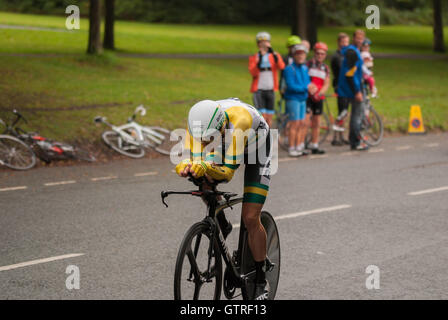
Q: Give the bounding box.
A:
[337,29,368,151]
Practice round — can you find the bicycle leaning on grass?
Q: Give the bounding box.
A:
[94,105,176,158]
[162,175,281,300]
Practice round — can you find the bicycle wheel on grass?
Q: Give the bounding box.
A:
[102,131,145,158]
[240,211,280,300]
[174,222,223,300]
[0,135,36,170]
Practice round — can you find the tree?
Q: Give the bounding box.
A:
[104,0,115,50]
[87,0,102,54]
[291,0,319,46]
[433,0,445,53]
[306,0,318,47]
[291,0,307,39]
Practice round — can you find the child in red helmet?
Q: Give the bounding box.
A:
[305,42,331,154]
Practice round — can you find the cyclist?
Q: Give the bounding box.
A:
[280,35,302,97]
[249,32,285,128]
[305,42,331,155]
[175,98,272,300]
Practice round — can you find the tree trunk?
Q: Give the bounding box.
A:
[87,0,102,54]
[104,0,115,50]
[291,0,307,39]
[307,0,318,47]
[433,0,445,53]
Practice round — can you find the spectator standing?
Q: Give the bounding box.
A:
[249,31,285,128]
[305,42,331,154]
[283,44,315,157]
[331,33,350,146]
[337,29,369,151]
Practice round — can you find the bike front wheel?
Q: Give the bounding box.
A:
[0,135,36,170]
[240,211,280,300]
[174,222,223,300]
[102,131,145,158]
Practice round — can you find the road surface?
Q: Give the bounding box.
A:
[1,133,447,299]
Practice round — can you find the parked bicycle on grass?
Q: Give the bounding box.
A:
[1,110,95,170]
[95,105,176,158]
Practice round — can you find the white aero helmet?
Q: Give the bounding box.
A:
[256,31,271,42]
[188,100,226,141]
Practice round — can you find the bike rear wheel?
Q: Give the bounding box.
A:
[102,130,145,158]
[240,211,280,300]
[0,135,36,170]
[362,106,384,147]
[174,222,223,300]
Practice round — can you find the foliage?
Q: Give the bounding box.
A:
[0,0,445,26]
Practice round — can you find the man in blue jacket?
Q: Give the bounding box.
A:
[337,29,369,151]
[283,44,316,157]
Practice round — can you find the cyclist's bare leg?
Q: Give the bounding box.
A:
[242,202,267,262]
[311,115,321,144]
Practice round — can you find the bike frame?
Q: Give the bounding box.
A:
[162,182,254,288]
[108,121,166,147]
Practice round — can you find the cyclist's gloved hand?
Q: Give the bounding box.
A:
[189,161,208,178]
[175,159,192,177]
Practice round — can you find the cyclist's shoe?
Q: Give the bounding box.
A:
[311,148,326,155]
[351,143,369,151]
[254,280,270,300]
[288,149,301,157]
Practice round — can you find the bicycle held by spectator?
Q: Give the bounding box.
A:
[162,175,280,300]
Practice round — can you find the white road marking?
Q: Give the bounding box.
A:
[44,180,76,186]
[425,143,439,148]
[0,253,85,272]
[368,148,384,153]
[341,152,355,156]
[233,204,352,228]
[278,158,297,163]
[91,176,117,182]
[0,186,28,192]
[408,186,448,196]
[134,171,158,177]
[309,155,329,160]
[396,145,412,151]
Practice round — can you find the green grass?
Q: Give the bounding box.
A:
[0,11,447,143]
[1,53,447,142]
[1,11,448,55]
